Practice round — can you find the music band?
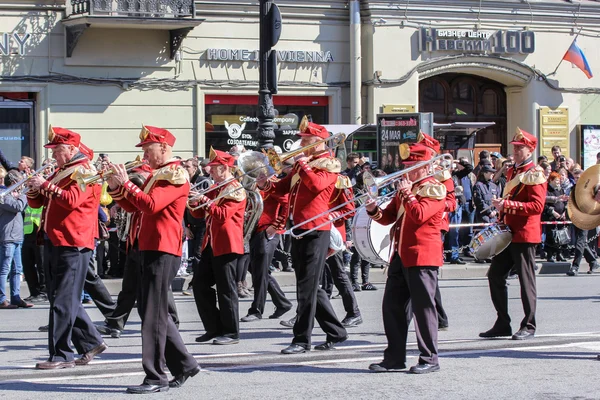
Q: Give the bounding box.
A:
[21,116,600,392]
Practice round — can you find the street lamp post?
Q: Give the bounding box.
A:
[256,0,281,149]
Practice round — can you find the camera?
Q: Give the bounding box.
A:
[558,156,566,162]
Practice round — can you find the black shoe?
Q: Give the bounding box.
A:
[368,362,406,372]
[341,315,363,327]
[409,363,440,374]
[38,325,49,332]
[169,365,201,388]
[269,305,292,319]
[195,332,219,343]
[479,326,512,338]
[96,324,122,338]
[280,316,296,328]
[126,384,169,394]
[361,283,377,291]
[547,257,557,263]
[449,259,466,265]
[213,336,239,345]
[589,263,600,274]
[556,254,567,262]
[240,313,261,322]
[281,344,309,354]
[512,329,535,340]
[438,324,449,331]
[281,267,294,272]
[352,283,361,292]
[567,266,579,276]
[314,336,347,351]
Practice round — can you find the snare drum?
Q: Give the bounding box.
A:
[469,224,512,261]
[352,199,393,266]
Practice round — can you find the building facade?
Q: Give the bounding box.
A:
[0,0,598,166]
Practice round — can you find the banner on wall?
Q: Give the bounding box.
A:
[580,125,600,170]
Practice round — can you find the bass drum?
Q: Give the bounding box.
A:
[352,199,393,266]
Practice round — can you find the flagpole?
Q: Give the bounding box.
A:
[548,28,582,76]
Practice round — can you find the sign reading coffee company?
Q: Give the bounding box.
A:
[207,48,334,63]
[419,28,535,54]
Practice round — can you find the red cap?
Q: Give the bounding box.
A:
[297,116,329,140]
[510,127,537,150]
[136,125,176,148]
[79,143,94,160]
[45,126,81,148]
[207,147,235,167]
[417,131,440,154]
[402,143,434,165]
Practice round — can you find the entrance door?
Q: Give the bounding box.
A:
[0,100,34,166]
[419,73,507,155]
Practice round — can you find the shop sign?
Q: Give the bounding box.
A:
[419,28,535,54]
[206,48,334,63]
[0,31,30,56]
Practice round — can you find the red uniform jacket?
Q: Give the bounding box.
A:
[369,177,446,267]
[328,176,355,242]
[190,179,246,256]
[268,153,340,231]
[501,159,547,243]
[257,180,289,234]
[109,160,188,256]
[27,156,100,250]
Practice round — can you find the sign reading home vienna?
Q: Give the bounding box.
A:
[207,48,334,63]
[419,28,535,54]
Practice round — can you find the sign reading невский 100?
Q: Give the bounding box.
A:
[419,28,535,54]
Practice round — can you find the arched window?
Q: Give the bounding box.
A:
[482,89,498,115]
[451,81,475,116]
[420,80,446,117]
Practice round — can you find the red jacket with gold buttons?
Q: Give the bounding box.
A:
[109,160,188,257]
[501,159,547,243]
[190,179,246,256]
[256,178,289,233]
[268,152,340,231]
[369,177,446,267]
[27,156,100,250]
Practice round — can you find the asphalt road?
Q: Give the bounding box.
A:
[1,274,600,399]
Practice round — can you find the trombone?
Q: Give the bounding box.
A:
[72,156,145,191]
[285,153,453,238]
[0,162,57,204]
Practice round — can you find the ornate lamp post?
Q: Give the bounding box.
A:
[256,0,282,149]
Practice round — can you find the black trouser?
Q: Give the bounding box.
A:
[321,263,334,296]
[291,230,347,346]
[382,253,439,366]
[139,251,197,386]
[96,240,107,277]
[193,245,239,338]
[350,250,371,285]
[325,251,360,319]
[107,232,123,277]
[487,242,537,333]
[46,243,103,362]
[248,231,292,316]
[573,227,598,268]
[105,245,179,331]
[273,233,292,270]
[22,232,44,296]
[186,223,206,290]
[84,262,116,319]
[236,253,250,283]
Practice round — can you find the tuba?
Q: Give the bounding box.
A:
[243,189,264,253]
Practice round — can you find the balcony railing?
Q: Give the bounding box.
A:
[71,0,195,18]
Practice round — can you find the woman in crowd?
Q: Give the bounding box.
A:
[543,171,569,263]
[558,167,573,195]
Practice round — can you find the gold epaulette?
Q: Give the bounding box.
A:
[335,175,352,189]
[69,164,97,183]
[416,181,447,200]
[434,169,451,182]
[520,167,547,186]
[309,157,342,173]
[222,180,246,202]
[153,165,188,185]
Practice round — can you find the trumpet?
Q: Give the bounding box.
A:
[0,162,56,203]
[285,153,453,238]
[72,156,145,190]
[264,132,347,174]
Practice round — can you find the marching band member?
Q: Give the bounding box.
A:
[107,125,198,394]
[188,149,246,345]
[325,175,362,327]
[479,128,546,341]
[366,143,446,374]
[241,168,293,322]
[27,127,107,369]
[267,117,347,354]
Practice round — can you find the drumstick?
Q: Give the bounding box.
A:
[479,194,509,214]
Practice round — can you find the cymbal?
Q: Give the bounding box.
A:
[567,191,600,230]
[574,164,600,215]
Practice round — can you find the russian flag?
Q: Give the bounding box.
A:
[562,39,593,79]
